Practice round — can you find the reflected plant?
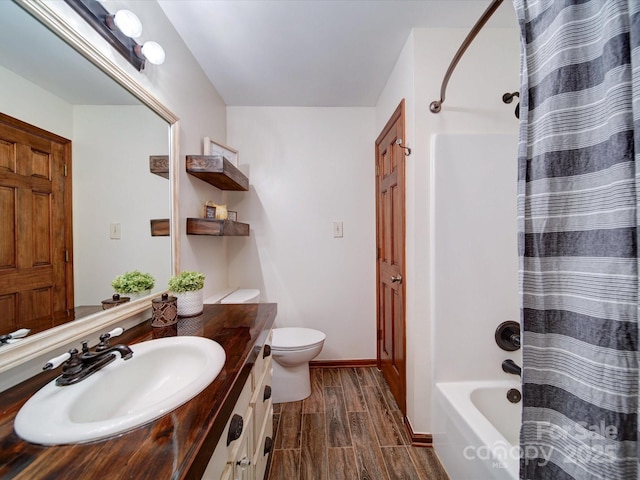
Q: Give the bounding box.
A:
[111,270,155,294]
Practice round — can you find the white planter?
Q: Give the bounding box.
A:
[117,289,151,301]
[172,290,204,317]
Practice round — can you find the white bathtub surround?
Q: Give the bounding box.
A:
[434,381,521,480]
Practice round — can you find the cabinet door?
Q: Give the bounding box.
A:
[202,376,253,479]
[253,405,274,480]
[232,413,254,480]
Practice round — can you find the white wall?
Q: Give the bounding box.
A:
[73,106,170,305]
[375,23,520,434]
[0,65,73,138]
[226,107,377,361]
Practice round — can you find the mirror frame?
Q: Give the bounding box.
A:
[0,0,180,374]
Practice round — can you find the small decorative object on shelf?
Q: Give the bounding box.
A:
[168,271,205,317]
[204,201,217,219]
[203,137,238,167]
[227,210,237,222]
[111,270,155,300]
[151,293,178,327]
[203,201,228,220]
[101,293,130,310]
[214,204,228,220]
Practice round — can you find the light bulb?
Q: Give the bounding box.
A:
[141,41,165,65]
[113,10,142,38]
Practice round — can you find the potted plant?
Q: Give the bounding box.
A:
[168,271,205,317]
[111,270,155,300]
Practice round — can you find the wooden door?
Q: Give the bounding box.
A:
[0,113,72,336]
[375,100,406,413]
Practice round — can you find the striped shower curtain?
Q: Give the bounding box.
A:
[514,1,640,479]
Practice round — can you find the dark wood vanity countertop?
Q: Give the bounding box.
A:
[0,303,277,480]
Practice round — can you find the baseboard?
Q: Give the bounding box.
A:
[403,416,433,447]
[309,359,377,368]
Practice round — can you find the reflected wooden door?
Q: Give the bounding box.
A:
[375,100,406,413]
[0,113,72,335]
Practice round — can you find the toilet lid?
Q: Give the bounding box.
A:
[272,328,326,350]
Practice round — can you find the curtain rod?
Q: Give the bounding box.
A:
[429,0,504,114]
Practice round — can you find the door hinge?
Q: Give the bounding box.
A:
[63,164,68,177]
[64,250,69,263]
[375,164,379,176]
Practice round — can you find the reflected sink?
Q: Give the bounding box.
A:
[14,336,226,445]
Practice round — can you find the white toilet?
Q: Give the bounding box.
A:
[271,327,326,403]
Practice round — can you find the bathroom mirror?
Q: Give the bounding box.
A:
[0,0,178,372]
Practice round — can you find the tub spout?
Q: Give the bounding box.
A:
[502,359,521,376]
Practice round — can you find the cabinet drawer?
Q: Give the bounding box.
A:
[253,405,274,480]
[252,329,273,388]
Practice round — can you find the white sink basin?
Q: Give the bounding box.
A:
[14,336,225,445]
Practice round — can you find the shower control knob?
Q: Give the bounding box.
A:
[390,274,403,284]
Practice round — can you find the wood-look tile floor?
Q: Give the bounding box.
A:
[266,367,450,480]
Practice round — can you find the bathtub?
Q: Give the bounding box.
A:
[433,381,521,480]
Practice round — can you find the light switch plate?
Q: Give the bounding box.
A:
[333,221,343,238]
[110,223,121,239]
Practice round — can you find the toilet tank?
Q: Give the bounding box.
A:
[220,289,260,304]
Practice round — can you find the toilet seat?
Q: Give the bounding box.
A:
[271,327,326,351]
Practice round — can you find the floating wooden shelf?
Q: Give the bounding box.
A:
[149,155,169,179]
[186,218,249,236]
[186,155,248,191]
[150,219,170,236]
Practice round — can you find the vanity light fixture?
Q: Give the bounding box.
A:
[135,41,166,66]
[64,0,165,71]
[108,10,142,39]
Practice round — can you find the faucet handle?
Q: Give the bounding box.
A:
[95,327,125,352]
[107,327,124,338]
[43,351,72,370]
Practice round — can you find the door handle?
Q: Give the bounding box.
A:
[391,274,403,284]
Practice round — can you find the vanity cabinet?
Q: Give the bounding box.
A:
[204,329,273,480]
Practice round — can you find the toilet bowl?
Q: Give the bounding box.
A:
[271,327,325,403]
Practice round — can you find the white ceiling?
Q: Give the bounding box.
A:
[158,0,517,107]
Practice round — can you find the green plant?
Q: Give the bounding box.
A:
[111,270,155,294]
[168,271,205,293]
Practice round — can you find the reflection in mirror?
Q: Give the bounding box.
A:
[0,1,171,338]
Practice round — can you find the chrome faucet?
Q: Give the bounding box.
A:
[43,328,133,386]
